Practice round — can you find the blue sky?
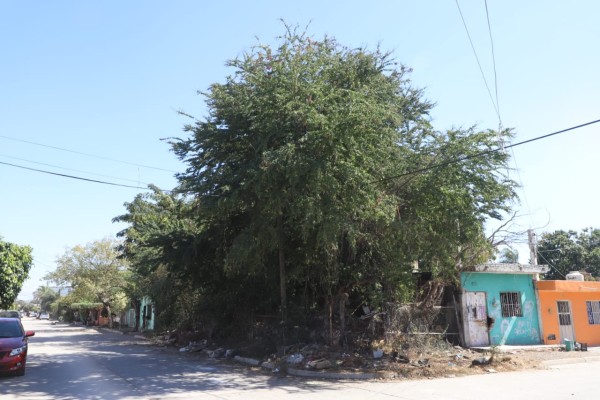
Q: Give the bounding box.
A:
[2,1,599,300]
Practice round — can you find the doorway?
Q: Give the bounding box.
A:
[557,300,575,343]
[465,291,489,346]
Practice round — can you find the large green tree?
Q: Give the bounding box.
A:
[45,239,130,326]
[0,237,33,309]
[171,27,515,323]
[117,27,517,342]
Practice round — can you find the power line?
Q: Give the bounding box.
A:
[537,251,566,279]
[373,118,600,183]
[484,0,500,127]
[481,2,538,248]
[454,0,501,121]
[0,160,148,190]
[0,135,178,173]
[0,153,150,186]
[5,119,599,193]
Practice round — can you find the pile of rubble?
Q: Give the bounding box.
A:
[150,330,526,379]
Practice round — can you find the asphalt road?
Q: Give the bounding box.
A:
[0,318,598,399]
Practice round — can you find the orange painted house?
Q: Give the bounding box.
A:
[536,280,600,346]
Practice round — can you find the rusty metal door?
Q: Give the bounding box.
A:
[465,291,489,346]
[557,300,575,343]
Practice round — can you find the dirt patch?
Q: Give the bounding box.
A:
[146,331,596,380]
[260,345,539,380]
[251,345,598,380]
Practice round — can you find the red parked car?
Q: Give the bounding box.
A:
[0,318,35,376]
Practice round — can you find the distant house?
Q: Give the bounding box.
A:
[536,279,600,346]
[460,263,549,347]
[71,302,108,326]
[139,296,155,331]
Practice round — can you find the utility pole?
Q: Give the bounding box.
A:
[528,229,538,265]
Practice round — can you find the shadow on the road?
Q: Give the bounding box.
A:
[0,327,341,399]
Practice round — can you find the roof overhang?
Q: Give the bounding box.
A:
[469,263,549,274]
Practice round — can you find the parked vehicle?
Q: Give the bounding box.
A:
[29,312,37,318]
[39,312,49,320]
[0,311,20,319]
[0,318,35,376]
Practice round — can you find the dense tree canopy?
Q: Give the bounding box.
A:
[118,27,518,340]
[0,237,33,309]
[537,228,600,280]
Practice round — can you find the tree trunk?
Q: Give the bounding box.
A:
[339,292,349,347]
[133,299,140,332]
[277,216,287,320]
[328,297,334,346]
[106,304,113,328]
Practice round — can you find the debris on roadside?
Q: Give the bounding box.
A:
[306,358,332,370]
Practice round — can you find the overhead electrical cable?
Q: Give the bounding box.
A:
[0,134,178,173]
[484,0,500,127]
[537,251,566,278]
[461,0,537,249]
[4,119,599,192]
[454,0,500,120]
[373,118,600,183]
[0,160,148,190]
[0,153,150,186]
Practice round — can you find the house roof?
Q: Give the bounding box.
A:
[537,280,600,292]
[466,263,549,274]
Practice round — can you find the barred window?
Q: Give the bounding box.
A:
[500,292,523,317]
[586,301,600,325]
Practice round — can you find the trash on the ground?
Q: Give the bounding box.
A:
[286,353,304,364]
[307,358,332,370]
[225,349,238,358]
[413,358,430,367]
[189,340,208,352]
[208,347,225,358]
[471,356,492,366]
[485,368,497,373]
[393,353,410,363]
[373,349,384,359]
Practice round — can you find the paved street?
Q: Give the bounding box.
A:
[1,318,598,399]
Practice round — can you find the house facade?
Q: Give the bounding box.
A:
[139,296,156,331]
[460,264,549,347]
[536,280,600,346]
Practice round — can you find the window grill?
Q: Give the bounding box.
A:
[586,301,600,325]
[500,292,523,317]
[557,301,572,325]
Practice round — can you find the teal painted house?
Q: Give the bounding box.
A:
[139,296,156,331]
[460,264,549,347]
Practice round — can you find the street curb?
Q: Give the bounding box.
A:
[542,355,600,367]
[95,327,149,341]
[233,356,261,366]
[287,368,380,380]
[233,357,379,380]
